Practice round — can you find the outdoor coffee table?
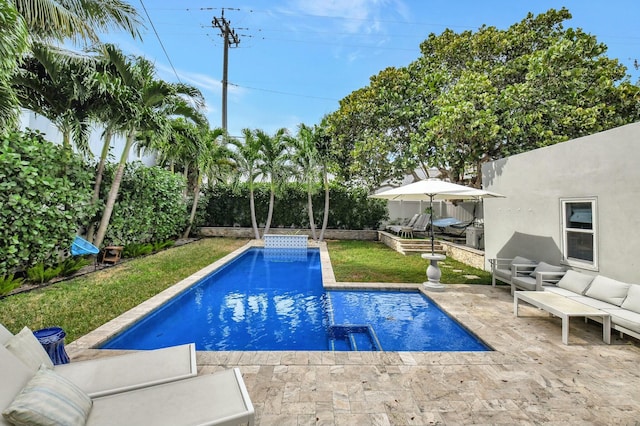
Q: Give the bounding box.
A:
[514,291,611,345]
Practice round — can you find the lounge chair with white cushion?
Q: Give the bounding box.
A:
[386,213,419,235]
[1,345,255,426]
[1,324,197,397]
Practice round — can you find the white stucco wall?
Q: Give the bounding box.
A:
[482,122,640,282]
[19,110,156,166]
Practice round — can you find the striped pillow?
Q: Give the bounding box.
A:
[2,365,92,426]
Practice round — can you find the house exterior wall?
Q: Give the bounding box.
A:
[482,122,640,282]
[19,110,156,166]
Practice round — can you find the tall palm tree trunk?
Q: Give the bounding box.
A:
[307,188,317,240]
[93,129,135,247]
[262,186,275,237]
[319,168,330,242]
[86,128,113,242]
[249,185,260,240]
[182,177,201,239]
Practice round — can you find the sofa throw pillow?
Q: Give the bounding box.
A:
[529,262,565,278]
[2,365,92,426]
[557,270,595,294]
[585,275,631,306]
[4,327,54,372]
[621,284,640,314]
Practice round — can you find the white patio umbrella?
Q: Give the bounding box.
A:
[370,178,504,254]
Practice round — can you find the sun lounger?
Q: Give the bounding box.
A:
[386,213,419,235]
[0,347,255,426]
[1,324,197,397]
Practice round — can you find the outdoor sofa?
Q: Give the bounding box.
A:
[543,270,640,341]
[490,256,566,294]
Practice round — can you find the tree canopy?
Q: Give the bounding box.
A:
[326,8,640,188]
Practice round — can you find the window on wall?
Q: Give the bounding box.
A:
[561,198,597,270]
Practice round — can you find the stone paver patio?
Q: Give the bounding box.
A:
[68,242,640,425]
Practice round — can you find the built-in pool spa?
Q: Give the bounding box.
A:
[101,247,490,352]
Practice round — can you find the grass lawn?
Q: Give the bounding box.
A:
[0,237,491,343]
[327,240,491,285]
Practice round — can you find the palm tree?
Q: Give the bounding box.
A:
[229,129,263,240]
[13,44,100,152]
[316,118,334,242]
[0,2,28,129]
[2,0,141,129]
[291,124,320,240]
[256,128,291,237]
[92,45,207,248]
[11,0,141,44]
[182,127,234,238]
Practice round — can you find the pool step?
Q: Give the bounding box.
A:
[327,324,382,351]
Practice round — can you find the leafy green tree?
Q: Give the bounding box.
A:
[328,8,640,187]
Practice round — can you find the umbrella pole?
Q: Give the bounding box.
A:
[429,195,435,254]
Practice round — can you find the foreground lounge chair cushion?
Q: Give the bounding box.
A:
[585,275,631,306]
[54,344,197,398]
[557,270,595,295]
[87,368,254,426]
[528,261,564,278]
[4,327,54,371]
[3,365,92,426]
[621,284,640,314]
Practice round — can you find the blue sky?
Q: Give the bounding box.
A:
[102,1,640,139]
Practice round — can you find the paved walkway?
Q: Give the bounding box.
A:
[69,243,640,425]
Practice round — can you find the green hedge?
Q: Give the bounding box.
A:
[0,131,94,275]
[202,183,388,230]
[97,162,188,246]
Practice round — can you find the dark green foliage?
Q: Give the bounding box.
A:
[26,262,63,284]
[95,162,188,246]
[0,130,95,276]
[0,274,24,296]
[59,257,92,277]
[152,240,175,252]
[123,239,175,259]
[202,182,388,230]
[122,243,154,258]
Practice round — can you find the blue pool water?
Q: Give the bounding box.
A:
[101,248,490,351]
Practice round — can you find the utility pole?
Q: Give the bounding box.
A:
[212,9,240,131]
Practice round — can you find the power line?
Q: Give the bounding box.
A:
[139,0,182,83]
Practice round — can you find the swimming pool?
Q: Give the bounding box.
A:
[101,247,490,351]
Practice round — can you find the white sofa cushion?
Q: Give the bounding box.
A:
[556,270,595,295]
[620,284,640,314]
[529,261,564,278]
[602,308,640,334]
[585,276,631,306]
[4,327,53,372]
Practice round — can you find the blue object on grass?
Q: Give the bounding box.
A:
[71,236,99,256]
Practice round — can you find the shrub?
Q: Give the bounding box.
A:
[97,162,188,246]
[0,130,94,276]
[202,182,388,230]
[0,274,23,296]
